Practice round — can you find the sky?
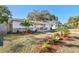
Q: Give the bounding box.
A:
[7,5,79,24]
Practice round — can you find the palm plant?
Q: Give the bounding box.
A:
[21,19,30,32]
[57,25,70,35]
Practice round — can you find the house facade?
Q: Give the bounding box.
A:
[29,20,58,32]
[11,19,26,32]
[11,19,59,32]
[0,18,59,34]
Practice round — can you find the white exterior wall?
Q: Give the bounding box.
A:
[0,23,8,34]
[29,23,52,32]
[12,21,26,32]
[12,20,57,33]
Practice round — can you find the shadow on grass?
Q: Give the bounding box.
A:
[65,44,79,48]
[73,36,79,40]
[60,41,79,48]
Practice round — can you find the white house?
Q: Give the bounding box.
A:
[29,20,58,32]
[0,18,59,34]
[10,18,59,33]
[11,18,27,33]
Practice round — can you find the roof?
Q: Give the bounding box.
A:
[11,18,24,22]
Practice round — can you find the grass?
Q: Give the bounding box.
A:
[0,46,10,53]
[0,47,5,52]
[4,34,23,41]
[57,41,79,53]
[1,33,53,53]
[57,33,79,53]
[69,28,79,33]
[0,31,79,53]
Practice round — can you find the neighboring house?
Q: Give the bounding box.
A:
[0,18,12,35]
[0,23,8,35]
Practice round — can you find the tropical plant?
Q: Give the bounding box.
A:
[21,19,30,31]
[0,6,11,23]
[54,25,71,40]
[40,43,51,52]
[47,33,60,45]
[57,25,70,35]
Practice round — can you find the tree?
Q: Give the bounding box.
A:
[0,5,11,45]
[27,10,58,21]
[66,16,79,28]
[21,19,30,31]
[0,6,11,23]
[27,10,62,31]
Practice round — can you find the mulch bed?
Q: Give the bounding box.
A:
[49,36,74,53]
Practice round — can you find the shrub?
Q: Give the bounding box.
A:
[40,43,51,52]
[47,33,60,45]
[30,42,52,53]
[57,26,70,35]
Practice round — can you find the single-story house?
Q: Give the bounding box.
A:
[0,18,59,34]
[11,19,26,32]
[29,20,58,32]
[11,18,58,32]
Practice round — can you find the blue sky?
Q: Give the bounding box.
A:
[7,5,79,24]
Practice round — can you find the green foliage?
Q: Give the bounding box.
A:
[52,38,60,45]
[27,10,58,21]
[42,42,51,48]
[0,6,11,23]
[21,19,30,30]
[45,33,60,45]
[40,43,51,52]
[21,20,30,27]
[57,25,70,35]
[67,16,79,28]
[0,47,9,53]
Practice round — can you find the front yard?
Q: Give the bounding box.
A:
[1,32,54,52]
[0,31,79,53]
